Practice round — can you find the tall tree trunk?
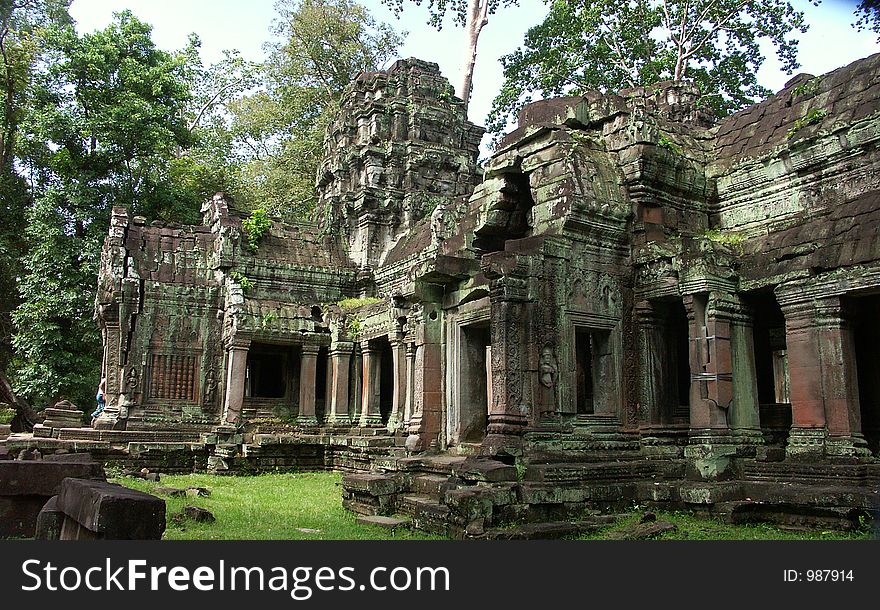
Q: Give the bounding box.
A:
[0,369,38,431]
[456,0,489,110]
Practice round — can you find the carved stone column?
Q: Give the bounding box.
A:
[387,335,407,430]
[406,303,442,452]
[298,344,320,426]
[635,300,668,428]
[402,342,416,427]
[359,340,382,426]
[222,338,250,425]
[482,253,530,456]
[778,293,867,458]
[683,292,731,432]
[327,340,354,425]
[94,320,124,430]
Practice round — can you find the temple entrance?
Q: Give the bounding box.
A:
[244,343,297,419]
[852,294,880,455]
[451,322,491,444]
[573,327,616,416]
[316,346,329,423]
[747,292,791,444]
[575,328,594,414]
[376,337,394,425]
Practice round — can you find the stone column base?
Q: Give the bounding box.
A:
[296,415,319,428]
[92,409,127,430]
[785,427,827,460]
[825,434,871,458]
[684,429,764,480]
[359,414,383,427]
[326,413,352,426]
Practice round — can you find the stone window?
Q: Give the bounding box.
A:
[145,353,198,401]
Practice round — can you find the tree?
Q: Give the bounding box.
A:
[11,11,198,407]
[0,0,71,371]
[486,0,808,140]
[854,0,880,40]
[382,0,519,108]
[225,0,403,218]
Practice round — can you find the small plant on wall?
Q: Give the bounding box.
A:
[242,208,272,252]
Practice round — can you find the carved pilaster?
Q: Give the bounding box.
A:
[327,340,354,425]
[298,344,320,426]
[359,340,382,426]
[221,337,251,425]
[777,291,868,458]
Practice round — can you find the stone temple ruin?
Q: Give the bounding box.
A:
[5,55,880,537]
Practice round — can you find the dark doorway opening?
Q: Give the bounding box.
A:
[664,300,691,421]
[316,346,329,423]
[460,323,491,442]
[376,337,394,425]
[853,294,880,455]
[246,344,291,399]
[575,328,594,414]
[747,292,791,443]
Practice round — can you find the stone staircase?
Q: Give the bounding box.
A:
[342,453,646,538]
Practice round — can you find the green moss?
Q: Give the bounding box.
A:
[786,108,827,139]
[346,316,362,339]
[336,297,382,310]
[242,208,273,251]
[702,227,746,254]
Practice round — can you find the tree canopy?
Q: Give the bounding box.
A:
[486,0,808,140]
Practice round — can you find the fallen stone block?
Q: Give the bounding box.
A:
[155,487,187,497]
[357,515,411,530]
[56,478,166,540]
[34,496,64,540]
[0,461,106,538]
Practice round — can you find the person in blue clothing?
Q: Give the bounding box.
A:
[91,378,106,421]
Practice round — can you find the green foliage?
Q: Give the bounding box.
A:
[9,11,202,407]
[791,77,820,99]
[229,271,254,291]
[853,0,880,41]
[346,316,363,339]
[0,0,72,371]
[0,406,16,425]
[486,0,808,142]
[117,472,437,540]
[241,208,273,251]
[336,297,383,310]
[657,135,681,154]
[786,108,827,139]
[11,194,103,407]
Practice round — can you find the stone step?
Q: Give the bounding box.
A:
[399,494,450,518]
[394,455,468,475]
[356,515,412,530]
[411,474,451,496]
[55,428,202,443]
[524,460,655,483]
[342,472,403,496]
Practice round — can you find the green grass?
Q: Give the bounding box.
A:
[580,510,873,541]
[115,472,438,541]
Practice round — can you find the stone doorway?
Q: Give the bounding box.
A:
[852,294,880,455]
[450,322,491,444]
[748,292,791,444]
[244,343,297,419]
[376,337,394,426]
[573,327,617,416]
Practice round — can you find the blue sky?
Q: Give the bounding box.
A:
[69,0,879,132]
